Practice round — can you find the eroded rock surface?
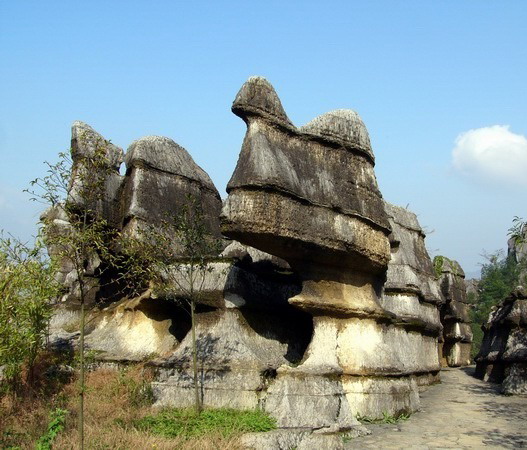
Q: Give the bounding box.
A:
[46,122,224,359]
[475,287,527,394]
[43,80,476,435]
[121,136,222,241]
[379,203,443,409]
[435,257,473,367]
[220,76,445,428]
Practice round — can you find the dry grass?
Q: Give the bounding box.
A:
[1,365,244,449]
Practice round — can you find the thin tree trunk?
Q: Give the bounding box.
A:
[79,296,85,450]
[191,298,201,414]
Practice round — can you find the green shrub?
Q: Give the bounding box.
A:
[36,408,68,450]
[134,408,276,439]
[0,236,60,393]
[470,251,523,357]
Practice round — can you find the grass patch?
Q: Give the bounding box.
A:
[134,408,276,439]
[357,411,411,424]
[2,363,260,449]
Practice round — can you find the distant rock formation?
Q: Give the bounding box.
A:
[475,287,527,394]
[476,228,527,394]
[382,204,444,396]
[435,257,473,367]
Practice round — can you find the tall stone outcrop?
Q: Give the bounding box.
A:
[382,204,443,394]
[47,122,224,360]
[44,122,125,307]
[44,81,470,434]
[435,257,472,367]
[475,287,527,394]
[221,76,438,428]
[68,121,125,227]
[151,246,313,410]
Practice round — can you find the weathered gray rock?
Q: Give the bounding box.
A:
[220,77,434,425]
[502,363,527,395]
[69,121,124,226]
[121,135,222,241]
[222,76,391,272]
[152,305,311,410]
[384,203,443,306]
[464,278,479,299]
[150,257,312,413]
[220,240,290,270]
[435,256,472,366]
[381,203,443,389]
[476,287,527,393]
[241,426,370,450]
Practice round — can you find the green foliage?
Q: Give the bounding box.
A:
[433,255,445,279]
[36,408,68,450]
[0,236,59,393]
[114,367,155,407]
[508,216,526,246]
[470,250,524,358]
[356,411,410,424]
[133,408,276,439]
[0,428,26,449]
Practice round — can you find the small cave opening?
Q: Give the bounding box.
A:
[135,296,193,343]
[229,258,314,365]
[240,303,314,366]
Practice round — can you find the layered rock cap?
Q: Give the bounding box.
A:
[122,135,222,240]
[221,77,427,430]
[222,76,391,272]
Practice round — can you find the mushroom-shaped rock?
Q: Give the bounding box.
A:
[221,77,429,428]
[232,76,293,128]
[223,78,391,273]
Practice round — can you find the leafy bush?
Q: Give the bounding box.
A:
[470,251,525,358]
[36,407,68,449]
[0,236,60,393]
[134,408,276,439]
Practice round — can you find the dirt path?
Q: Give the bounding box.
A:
[348,367,527,449]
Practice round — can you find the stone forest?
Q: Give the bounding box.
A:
[4,77,526,449]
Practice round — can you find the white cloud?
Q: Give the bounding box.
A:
[452,125,527,187]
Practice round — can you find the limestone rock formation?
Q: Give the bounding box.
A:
[475,287,527,394]
[46,122,224,360]
[435,257,473,367]
[381,203,443,396]
[121,136,222,241]
[43,81,472,433]
[220,76,441,428]
[150,251,312,411]
[69,121,124,227]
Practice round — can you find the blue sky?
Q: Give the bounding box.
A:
[1,1,526,277]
